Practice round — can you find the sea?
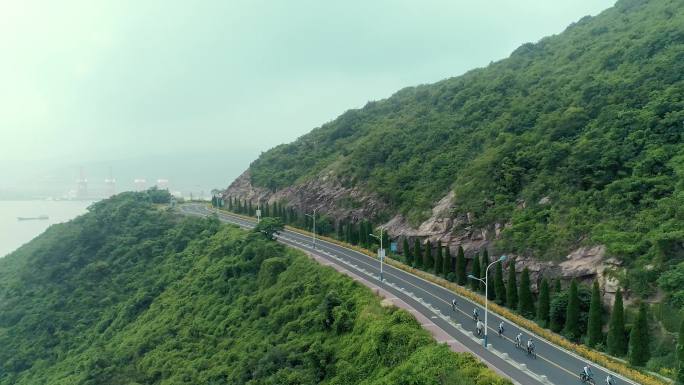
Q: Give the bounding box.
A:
[0,200,93,258]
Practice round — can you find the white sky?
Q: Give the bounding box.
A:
[0,0,615,165]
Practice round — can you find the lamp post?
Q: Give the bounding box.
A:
[369,228,385,282]
[468,254,507,348]
[304,208,318,250]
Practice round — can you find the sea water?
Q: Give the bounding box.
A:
[0,200,92,258]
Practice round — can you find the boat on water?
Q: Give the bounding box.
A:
[17,215,49,221]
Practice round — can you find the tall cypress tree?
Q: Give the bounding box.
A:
[537,278,550,327]
[423,241,433,271]
[506,261,518,310]
[336,221,343,239]
[587,280,603,348]
[403,238,411,265]
[607,289,627,356]
[629,302,650,366]
[518,267,535,318]
[413,239,422,268]
[564,279,580,341]
[484,252,495,300]
[248,201,253,216]
[494,262,506,305]
[456,246,467,286]
[443,246,451,276]
[554,278,562,293]
[676,319,684,385]
[435,241,443,275]
[471,253,481,292]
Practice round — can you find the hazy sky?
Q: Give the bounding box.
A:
[1,0,615,167]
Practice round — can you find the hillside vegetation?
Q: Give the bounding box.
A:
[0,192,508,385]
[247,0,684,294]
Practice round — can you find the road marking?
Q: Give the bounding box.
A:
[188,205,638,385]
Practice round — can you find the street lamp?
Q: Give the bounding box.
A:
[369,228,385,282]
[468,254,507,348]
[304,207,318,250]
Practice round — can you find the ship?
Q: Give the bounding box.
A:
[17,215,49,221]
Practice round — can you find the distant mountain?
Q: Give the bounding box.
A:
[0,192,509,384]
[226,0,683,299]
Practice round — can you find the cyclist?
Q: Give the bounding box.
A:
[582,364,594,382]
[498,321,504,336]
[605,374,615,385]
[526,338,535,356]
[473,308,479,322]
[452,298,457,311]
[515,332,523,348]
[476,320,484,336]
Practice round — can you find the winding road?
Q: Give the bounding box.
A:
[180,203,637,385]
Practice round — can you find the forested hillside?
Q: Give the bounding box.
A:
[244,0,683,296]
[0,192,508,385]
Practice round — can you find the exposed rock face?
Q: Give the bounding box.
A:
[223,170,388,222]
[225,171,623,306]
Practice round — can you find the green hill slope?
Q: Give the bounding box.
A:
[0,192,508,385]
[245,0,683,289]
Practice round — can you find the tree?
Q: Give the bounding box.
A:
[607,289,627,356]
[628,302,650,366]
[587,280,603,348]
[471,253,482,292]
[403,238,412,265]
[564,279,580,340]
[443,246,451,277]
[553,278,562,294]
[252,217,284,240]
[494,261,506,306]
[506,261,518,310]
[413,239,422,268]
[537,278,550,327]
[676,319,684,385]
[455,246,466,285]
[435,241,443,275]
[518,267,535,318]
[423,241,433,270]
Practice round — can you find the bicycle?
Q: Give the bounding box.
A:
[526,346,537,359]
[579,372,596,385]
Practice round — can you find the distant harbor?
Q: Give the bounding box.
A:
[17,215,49,221]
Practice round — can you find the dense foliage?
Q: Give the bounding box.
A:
[246,0,684,298]
[0,193,509,385]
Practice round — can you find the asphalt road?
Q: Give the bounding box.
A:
[180,204,636,385]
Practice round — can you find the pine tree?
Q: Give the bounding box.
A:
[456,246,466,286]
[336,221,344,240]
[553,278,562,293]
[413,239,422,268]
[423,241,432,271]
[506,261,518,310]
[494,261,506,305]
[564,279,580,340]
[676,319,684,385]
[629,302,650,366]
[471,253,481,291]
[537,278,550,328]
[435,241,443,275]
[403,238,411,265]
[587,280,603,348]
[607,289,627,356]
[518,268,535,318]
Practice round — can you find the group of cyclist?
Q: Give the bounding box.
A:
[457,300,617,385]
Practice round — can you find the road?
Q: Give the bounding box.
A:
[181,204,635,385]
